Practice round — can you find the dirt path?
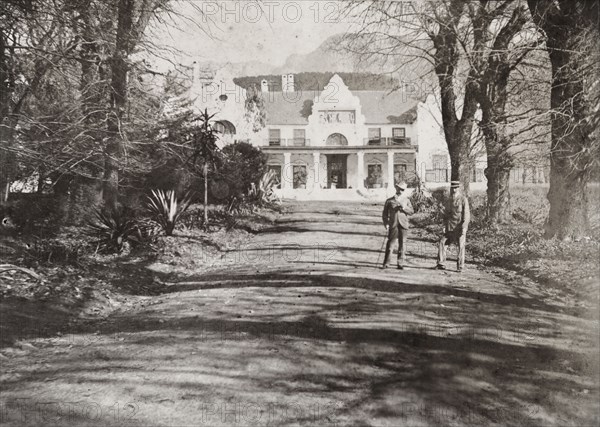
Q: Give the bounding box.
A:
[1,201,598,426]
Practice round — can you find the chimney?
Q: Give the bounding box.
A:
[261,79,269,93]
[281,74,288,92]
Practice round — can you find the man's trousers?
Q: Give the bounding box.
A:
[383,226,408,267]
[437,230,466,270]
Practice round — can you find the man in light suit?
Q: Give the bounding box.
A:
[436,180,470,272]
[382,182,414,269]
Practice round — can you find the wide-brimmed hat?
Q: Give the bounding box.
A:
[450,180,460,188]
[395,181,407,191]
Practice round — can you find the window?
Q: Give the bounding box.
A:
[366,164,383,188]
[368,128,381,145]
[326,133,348,146]
[267,165,282,189]
[425,169,448,182]
[293,129,306,146]
[293,165,307,189]
[432,154,448,169]
[427,155,449,182]
[471,168,485,182]
[214,120,236,135]
[392,128,406,138]
[394,163,407,185]
[392,128,406,145]
[269,129,281,146]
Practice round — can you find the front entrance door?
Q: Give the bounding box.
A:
[327,155,347,189]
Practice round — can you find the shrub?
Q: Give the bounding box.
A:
[508,187,548,226]
[146,189,193,236]
[249,169,280,205]
[177,204,204,231]
[408,175,431,212]
[2,194,61,234]
[145,160,199,199]
[409,184,447,225]
[25,235,89,264]
[220,142,268,198]
[87,206,141,253]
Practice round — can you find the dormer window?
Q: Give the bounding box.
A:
[392,127,406,144]
[269,129,281,146]
[368,128,381,145]
[393,127,406,138]
[293,129,306,146]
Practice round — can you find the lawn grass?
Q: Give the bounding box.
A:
[467,185,600,302]
[412,184,599,303]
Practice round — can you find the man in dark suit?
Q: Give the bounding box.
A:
[382,182,414,269]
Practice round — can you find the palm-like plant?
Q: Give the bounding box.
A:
[146,189,193,236]
[87,206,140,253]
[159,108,221,226]
[258,169,280,204]
[189,109,221,225]
[248,169,280,205]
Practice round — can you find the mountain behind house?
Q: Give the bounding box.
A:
[192,34,369,78]
[271,34,361,74]
[233,72,401,92]
[177,33,432,94]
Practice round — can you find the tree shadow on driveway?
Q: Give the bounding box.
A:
[3,298,597,426]
[163,270,577,316]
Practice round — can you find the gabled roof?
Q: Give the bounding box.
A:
[262,90,419,125]
[356,91,419,125]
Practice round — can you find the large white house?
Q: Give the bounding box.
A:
[178,66,487,200]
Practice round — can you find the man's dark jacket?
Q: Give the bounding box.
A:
[382,194,414,230]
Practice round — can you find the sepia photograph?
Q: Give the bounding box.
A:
[1,0,599,425]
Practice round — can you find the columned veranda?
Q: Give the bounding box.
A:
[264,146,415,199]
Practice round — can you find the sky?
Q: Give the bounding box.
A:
[149,1,353,71]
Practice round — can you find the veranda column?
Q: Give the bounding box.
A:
[387,151,395,188]
[356,151,364,188]
[283,152,292,190]
[313,152,321,190]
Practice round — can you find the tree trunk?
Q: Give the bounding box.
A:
[528,0,597,240]
[542,58,592,239]
[0,181,9,204]
[480,124,513,225]
[53,174,72,225]
[68,176,103,224]
[485,162,511,224]
[447,122,474,195]
[103,0,135,209]
[102,141,120,209]
[77,0,109,208]
[476,4,530,226]
[545,160,589,239]
[433,1,479,198]
[0,33,15,205]
[203,163,208,225]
